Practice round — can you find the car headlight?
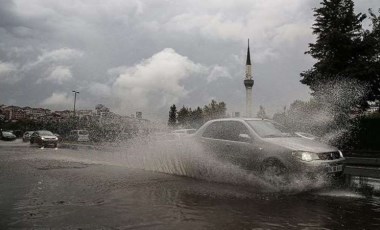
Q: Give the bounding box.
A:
[292,151,319,162]
[41,137,45,140]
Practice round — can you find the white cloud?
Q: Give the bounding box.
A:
[39,65,73,84]
[30,48,83,68]
[40,92,72,108]
[111,48,206,112]
[207,65,231,83]
[88,82,112,98]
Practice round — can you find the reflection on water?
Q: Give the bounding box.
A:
[346,175,380,196]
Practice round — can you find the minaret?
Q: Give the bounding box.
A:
[244,39,254,117]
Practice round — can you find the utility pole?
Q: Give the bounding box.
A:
[72,90,79,117]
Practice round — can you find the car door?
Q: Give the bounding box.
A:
[218,121,257,170]
[200,121,226,157]
[200,121,256,170]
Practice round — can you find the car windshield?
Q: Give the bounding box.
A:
[38,131,54,135]
[246,120,296,138]
[79,130,88,135]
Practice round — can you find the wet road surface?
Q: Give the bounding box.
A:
[1,140,380,229]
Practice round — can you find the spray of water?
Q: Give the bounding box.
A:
[87,134,329,193]
[284,79,368,146]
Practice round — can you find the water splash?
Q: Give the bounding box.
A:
[283,79,368,146]
[99,136,329,193]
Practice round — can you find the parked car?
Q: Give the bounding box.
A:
[22,131,34,142]
[53,133,63,142]
[30,130,58,147]
[192,118,345,179]
[1,131,17,141]
[172,129,197,135]
[68,130,90,142]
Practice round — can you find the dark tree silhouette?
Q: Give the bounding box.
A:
[168,104,177,127]
[301,0,380,109]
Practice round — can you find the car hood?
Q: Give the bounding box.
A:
[264,137,337,153]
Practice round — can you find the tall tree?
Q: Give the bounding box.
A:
[190,106,203,128]
[301,0,370,108]
[203,100,226,121]
[168,104,177,127]
[257,105,268,119]
[360,9,380,105]
[177,106,190,127]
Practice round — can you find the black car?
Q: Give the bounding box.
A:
[30,130,59,148]
[1,131,17,141]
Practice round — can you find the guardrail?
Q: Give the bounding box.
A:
[344,156,380,179]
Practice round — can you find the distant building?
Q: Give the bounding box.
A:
[77,109,93,118]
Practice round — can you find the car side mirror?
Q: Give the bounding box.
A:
[238,133,251,142]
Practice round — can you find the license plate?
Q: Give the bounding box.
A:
[327,165,343,173]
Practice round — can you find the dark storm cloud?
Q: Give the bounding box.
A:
[0,0,379,119]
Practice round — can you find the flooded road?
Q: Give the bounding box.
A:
[1,141,380,229]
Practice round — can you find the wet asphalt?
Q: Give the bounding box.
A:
[1,140,380,229]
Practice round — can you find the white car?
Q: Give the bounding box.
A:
[192,118,345,178]
[69,130,90,142]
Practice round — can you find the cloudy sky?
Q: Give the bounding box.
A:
[0,0,379,120]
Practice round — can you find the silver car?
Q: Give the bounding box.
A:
[193,118,344,178]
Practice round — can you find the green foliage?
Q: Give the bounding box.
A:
[203,100,226,121]
[343,113,380,151]
[177,106,190,127]
[257,105,268,119]
[168,104,177,127]
[301,0,380,109]
[168,100,226,129]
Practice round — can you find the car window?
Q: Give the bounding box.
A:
[79,130,88,135]
[222,121,251,142]
[202,121,250,142]
[246,120,296,138]
[202,121,224,139]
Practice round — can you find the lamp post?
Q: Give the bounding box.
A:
[72,90,79,117]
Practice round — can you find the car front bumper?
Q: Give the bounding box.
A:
[297,158,345,175]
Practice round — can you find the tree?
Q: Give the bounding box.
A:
[301,0,372,108]
[177,106,190,127]
[257,105,268,119]
[190,107,203,128]
[168,104,177,127]
[203,100,226,121]
[359,9,380,105]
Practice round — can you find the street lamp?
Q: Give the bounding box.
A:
[72,90,79,117]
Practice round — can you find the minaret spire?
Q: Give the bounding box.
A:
[244,38,254,117]
[246,39,251,65]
